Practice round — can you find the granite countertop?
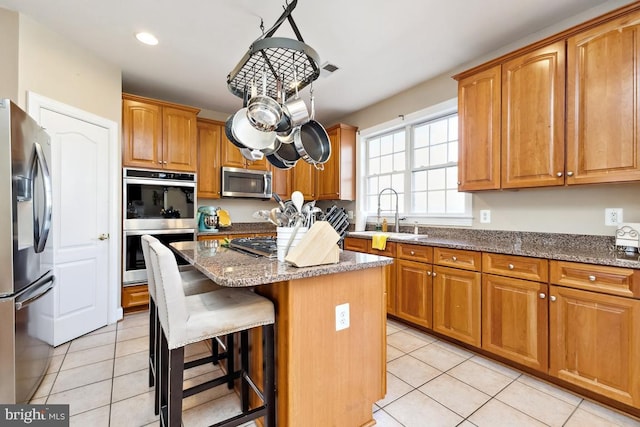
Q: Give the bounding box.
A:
[170,240,393,287]
[347,229,640,269]
[197,222,277,237]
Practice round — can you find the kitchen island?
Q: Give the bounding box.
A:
[170,240,393,427]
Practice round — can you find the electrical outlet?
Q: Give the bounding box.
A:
[480,210,491,224]
[347,210,354,220]
[605,208,623,226]
[335,303,350,331]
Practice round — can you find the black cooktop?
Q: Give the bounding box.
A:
[228,237,277,258]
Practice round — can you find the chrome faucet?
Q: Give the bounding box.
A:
[377,187,401,233]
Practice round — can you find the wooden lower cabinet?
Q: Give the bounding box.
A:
[482,274,548,371]
[549,284,640,407]
[432,265,481,347]
[395,259,432,328]
[122,284,149,311]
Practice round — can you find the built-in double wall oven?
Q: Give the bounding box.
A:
[122,168,196,285]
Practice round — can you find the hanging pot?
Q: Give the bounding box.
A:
[246,69,283,132]
[266,153,295,170]
[231,107,276,150]
[225,115,245,149]
[292,122,330,168]
[261,137,282,156]
[272,137,300,167]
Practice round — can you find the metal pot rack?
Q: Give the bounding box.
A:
[226,0,320,101]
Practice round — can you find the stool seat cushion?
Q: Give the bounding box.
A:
[148,240,275,350]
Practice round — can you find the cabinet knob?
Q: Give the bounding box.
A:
[410,251,415,255]
[550,295,557,302]
[457,181,461,185]
[427,271,431,276]
[556,172,563,177]
[432,272,437,277]
[566,171,574,177]
[539,293,546,299]
[588,275,596,282]
[452,256,457,262]
[508,263,514,270]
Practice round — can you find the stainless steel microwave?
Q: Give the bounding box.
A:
[221,167,272,199]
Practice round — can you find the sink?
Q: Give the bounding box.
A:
[349,231,428,242]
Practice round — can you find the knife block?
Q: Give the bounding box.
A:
[285,221,340,267]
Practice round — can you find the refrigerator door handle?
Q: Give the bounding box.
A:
[31,141,53,253]
[15,271,55,311]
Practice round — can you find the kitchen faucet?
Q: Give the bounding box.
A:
[377,187,402,233]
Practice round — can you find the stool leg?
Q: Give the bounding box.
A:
[240,330,249,413]
[211,338,219,365]
[226,333,235,389]
[148,298,156,388]
[167,346,185,427]
[263,324,276,427]
[159,328,169,426]
[154,310,161,415]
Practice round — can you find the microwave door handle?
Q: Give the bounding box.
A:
[31,142,53,253]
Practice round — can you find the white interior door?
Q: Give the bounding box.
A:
[27,93,121,346]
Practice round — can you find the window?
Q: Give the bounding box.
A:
[360,99,471,226]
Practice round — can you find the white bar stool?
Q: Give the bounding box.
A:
[148,240,276,427]
[141,235,225,415]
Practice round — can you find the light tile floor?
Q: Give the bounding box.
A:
[30,312,640,427]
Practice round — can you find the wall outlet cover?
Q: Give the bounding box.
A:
[335,303,350,331]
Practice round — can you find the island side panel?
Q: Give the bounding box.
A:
[256,266,386,427]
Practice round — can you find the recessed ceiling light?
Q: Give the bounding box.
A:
[135,32,158,46]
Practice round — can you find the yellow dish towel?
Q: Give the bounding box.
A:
[371,233,388,250]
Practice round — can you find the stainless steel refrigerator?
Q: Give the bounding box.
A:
[0,99,55,404]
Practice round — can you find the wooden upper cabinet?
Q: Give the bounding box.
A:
[292,159,316,200]
[122,98,163,169]
[122,93,199,172]
[566,11,640,184]
[271,166,292,200]
[317,123,357,201]
[457,65,501,191]
[196,118,222,199]
[220,132,269,170]
[502,41,565,188]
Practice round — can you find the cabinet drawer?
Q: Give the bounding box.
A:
[550,261,640,298]
[122,284,149,310]
[434,247,481,271]
[483,253,548,282]
[397,243,433,263]
[368,241,397,258]
[343,237,369,253]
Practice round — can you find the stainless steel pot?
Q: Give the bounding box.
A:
[231,107,276,150]
[225,115,245,149]
[246,70,282,131]
[292,120,331,168]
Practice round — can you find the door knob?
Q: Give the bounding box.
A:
[98,233,109,241]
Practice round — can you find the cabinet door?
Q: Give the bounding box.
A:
[271,167,292,200]
[162,106,198,172]
[566,12,640,184]
[549,285,640,406]
[317,124,356,201]
[457,65,501,191]
[292,160,316,199]
[220,134,247,169]
[396,259,432,328]
[432,265,481,346]
[482,274,548,371]
[122,98,163,169]
[385,260,397,316]
[197,119,221,199]
[502,41,565,188]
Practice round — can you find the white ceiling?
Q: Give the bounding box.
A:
[0,0,623,124]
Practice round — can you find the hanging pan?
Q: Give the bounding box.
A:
[292,83,330,169]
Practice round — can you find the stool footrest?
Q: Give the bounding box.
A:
[183,370,242,398]
[209,404,267,427]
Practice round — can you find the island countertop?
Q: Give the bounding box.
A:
[170,240,393,287]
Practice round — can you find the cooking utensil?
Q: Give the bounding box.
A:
[225,115,245,149]
[231,107,276,151]
[270,208,281,226]
[276,66,309,143]
[272,138,301,164]
[272,192,287,211]
[266,152,295,170]
[293,83,330,168]
[247,67,283,132]
[291,191,304,213]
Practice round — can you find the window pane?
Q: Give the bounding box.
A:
[427,169,446,190]
[430,119,448,145]
[391,173,404,192]
[413,170,427,191]
[394,131,406,152]
[430,144,448,166]
[428,190,446,213]
[447,190,465,213]
[394,152,405,171]
[413,192,427,212]
[367,176,378,195]
[367,195,377,212]
[448,116,458,141]
[380,154,393,174]
[414,125,428,148]
[413,147,429,168]
[380,134,393,155]
[369,138,380,157]
[446,167,458,189]
[379,174,391,189]
[448,141,458,163]
[369,157,380,175]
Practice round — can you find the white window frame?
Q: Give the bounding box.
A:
[357,98,472,227]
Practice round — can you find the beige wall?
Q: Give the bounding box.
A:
[0,9,19,102]
[342,0,640,236]
[16,14,121,125]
